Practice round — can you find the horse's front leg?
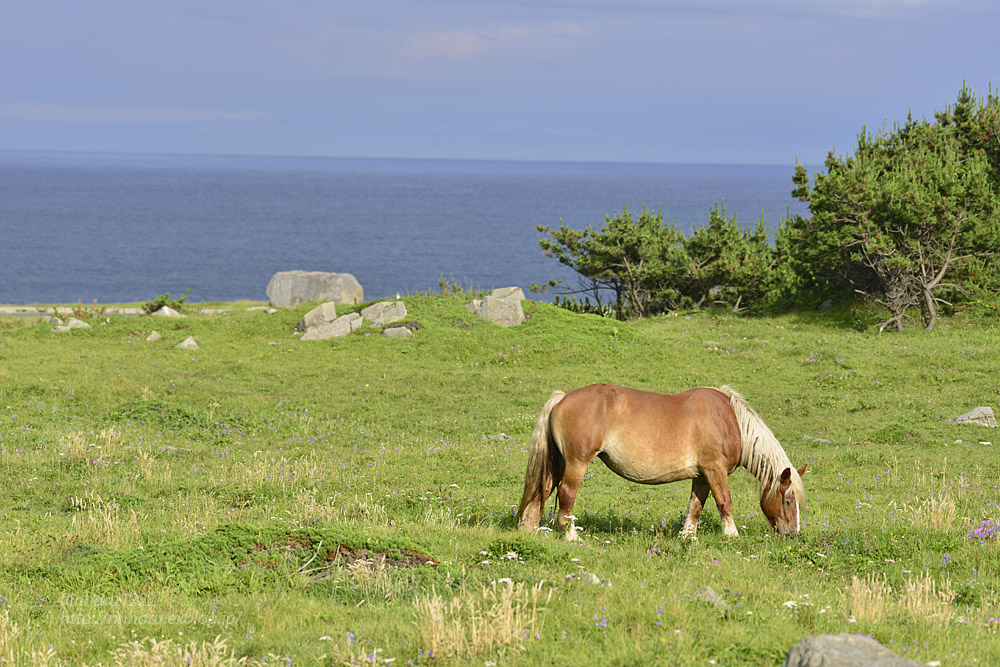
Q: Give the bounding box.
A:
[703,467,738,537]
[556,460,588,541]
[681,477,711,538]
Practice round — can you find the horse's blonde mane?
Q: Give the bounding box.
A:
[715,386,805,503]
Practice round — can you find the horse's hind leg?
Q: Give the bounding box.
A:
[518,454,564,531]
[556,460,587,541]
[681,477,711,538]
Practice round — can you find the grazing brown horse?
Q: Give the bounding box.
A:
[516,384,806,539]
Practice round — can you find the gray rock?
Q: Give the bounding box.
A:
[382,326,411,338]
[474,294,526,327]
[199,308,227,316]
[803,435,833,443]
[151,306,184,318]
[266,271,363,307]
[491,286,526,301]
[51,325,72,333]
[146,331,162,342]
[175,336,200,350]
[300,313,363,341]
[296,302,338,332]
[947,407,997,427]
[361,301,407,327]
[782,634,924,667]
[817,298,835,311]
[65,317,91,329]
[467,287,528,327]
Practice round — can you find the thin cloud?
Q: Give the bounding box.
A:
[0,103,268,123]
[404,21,590,60]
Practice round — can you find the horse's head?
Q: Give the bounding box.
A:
[760,464,807,535]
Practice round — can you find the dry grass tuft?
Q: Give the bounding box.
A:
[902,572,956,625]
[347,554,395,603]
[68,491,143,549]
[61,430,90,460]
[0,611,22,665]
[103,635,246,666]
[914,492,958,531]
[842,574,892,624]
[0,612,57,666]
[415,581,553,658]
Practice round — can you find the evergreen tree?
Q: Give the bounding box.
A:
[779,88,1000,331]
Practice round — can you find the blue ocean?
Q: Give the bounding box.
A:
[0,151,810,304]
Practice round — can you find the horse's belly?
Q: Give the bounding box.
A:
[597,448,699,485]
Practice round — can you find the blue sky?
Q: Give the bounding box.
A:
[2,0,997,165]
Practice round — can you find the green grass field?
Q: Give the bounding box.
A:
[1,296,999,665]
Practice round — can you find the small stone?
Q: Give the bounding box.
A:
[65,317,91,329]
[146,331,162,342]
[152,306,184,318]
[947,407,997,427]
[382,326,411,338]
[300,314,362,340]
[175,336,200,349]
[296,302,338,332]
[107,307,144,316]
[361,301,407,327]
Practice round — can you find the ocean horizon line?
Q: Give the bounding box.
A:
[0,147,815,170]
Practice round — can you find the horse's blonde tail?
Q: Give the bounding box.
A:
[516,390,566,531]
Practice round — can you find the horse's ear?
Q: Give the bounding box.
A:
[780,467,792,483]
[797,464,808,477]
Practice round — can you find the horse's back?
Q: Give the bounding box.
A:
[556,383,732,422]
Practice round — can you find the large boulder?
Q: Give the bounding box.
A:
[491,286,526,301]
[782,634,924,667]
[468,287,526,327]
[361,301,407,327]
[266,271,363,308]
